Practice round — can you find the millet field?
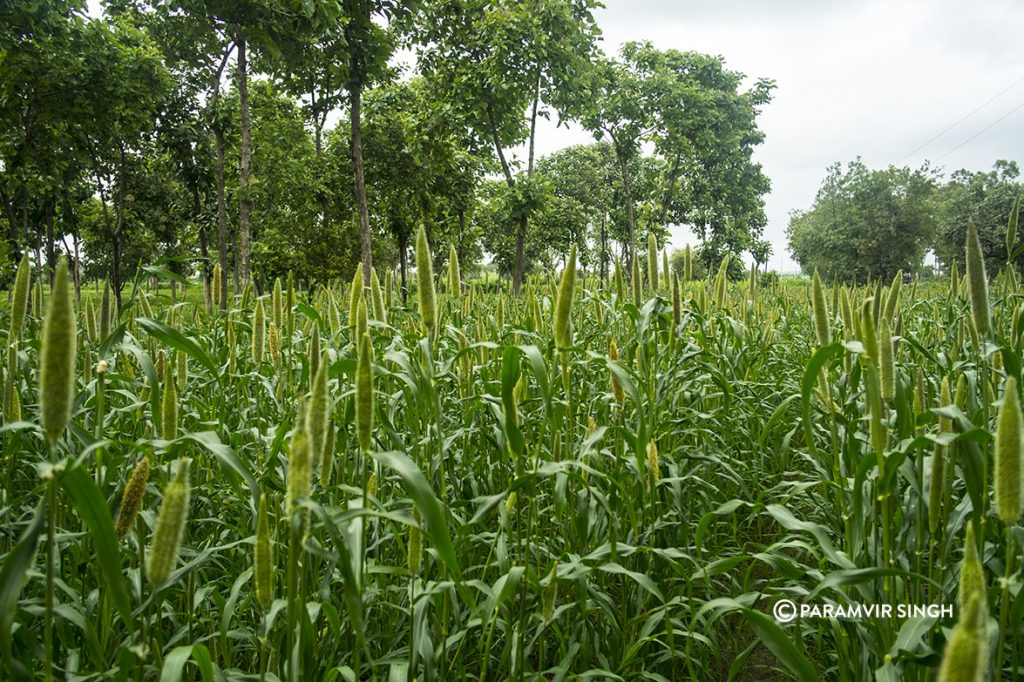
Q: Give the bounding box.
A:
[1,225,1022,681]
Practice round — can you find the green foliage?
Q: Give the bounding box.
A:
[2,249,1024,680]
[224,79,345,284]
[669,246,707,281]
[583,42,774,264]
[934,160,1023,273]
[787,159,938,281]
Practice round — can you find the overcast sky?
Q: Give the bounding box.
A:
[524,0,1024,272]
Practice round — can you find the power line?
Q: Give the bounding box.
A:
[933,99,1024,163]
[896,73,1024,164]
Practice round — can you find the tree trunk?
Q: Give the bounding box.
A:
[511,74,542,296]
[193,186,211,313]
[486,104,526,294]
[112,151,126,310]
[350,82,373,287]
[616,150,637,267]
[513,216,527,295]
[2,184,18,269]
[314,108,330,230]
[22,197,33,265]
[210,42,234,310]
[600,212,608,284]
[237,34,252,286]
[457,208,466,265]
[45,204,55,282]
[72,232,81,302]
[112,234,122,311]
[215,127,229,310]
[398,229,409,303]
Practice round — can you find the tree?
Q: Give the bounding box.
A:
[1,2,170,300]
[581,55,649,266]
[583,42,774,267]
[787,159,938,282]
[137,0,241,307]
[535,143,615,277]
[0,3,170,302]
[645,45,774,250]
[347,78,485,296]
[476,180,544,280]
[749,237,772,273]
[934,160,1022,273]
[83,17,172,304]
[418,0,601,294]
[264,19,347,237]
[223,79,343,286]
[336,0,418,287]
[0,0,86,278]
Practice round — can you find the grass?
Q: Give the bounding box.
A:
[0,246,1021,681]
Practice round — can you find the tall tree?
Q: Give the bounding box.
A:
[535,143,615,276]
[581,55,650,266]
[934,160,1023,273]
[787,159,938,282]
[583,42,774,267]
[84,17,172,304]
[357,79,485,297]
[418,0,601,293]
[140,0,239,307]
[340,0,417,287]
[266,24,347,233]
[0,1,149,283]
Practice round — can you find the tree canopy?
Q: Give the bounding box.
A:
[788,159,1024,282]
[1,0,778,296]
[786,160,939,282]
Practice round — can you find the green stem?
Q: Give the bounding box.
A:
[996,525,1015,676]
[286,516,300,681]
[44,472,56,682]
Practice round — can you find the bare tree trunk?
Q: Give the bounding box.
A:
[72,233,81,302]
[350,82,373,286]
[193,186,211,313]
[511,74,542,296]
[237,34,252,287]
[616,150,637,267]
[486,104,524,294]
[23,197,33,266]
[313,105,331,231]
[112,150,126,309]
[45,204,55,282]
[215,127,229,310]
[210,42,234,311]
[600,212,608,284]
[398,229,409,303]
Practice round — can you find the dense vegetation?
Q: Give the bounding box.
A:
[787,158,1024,281]
[0,225,1022,680]
[5,1,1024,681]
[1,0,774,301]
